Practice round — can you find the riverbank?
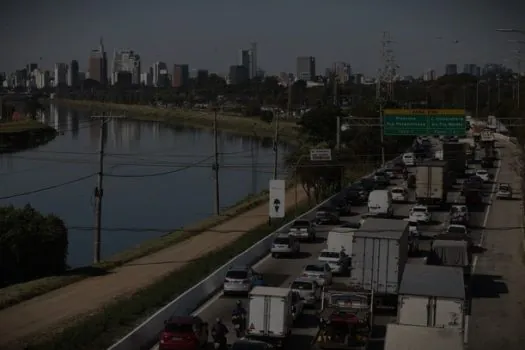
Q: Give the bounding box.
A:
[49,99,300,142]
[0,120,57,153]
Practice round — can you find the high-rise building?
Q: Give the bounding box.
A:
[88,37,108,84]
[462,64,478,76]
[229,65,249,84]
[54,63,68,86]
[423,69,436,81]
[112,49,141,85]
[238,50,250,69]
[35,69,50,89]
[172,64,189,88]
[152,62,167,87]
[445,64,457,75]
[333,62,352,83]
[140,70,153,86]
[68,60,79,87]
[249,42,257,79]
[296,56,316,81]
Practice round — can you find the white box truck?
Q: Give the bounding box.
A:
[350,218,408,305]
[415,160,448,205]
[246,286,293,348]
[397,264,466,331]
[326,222,360,254]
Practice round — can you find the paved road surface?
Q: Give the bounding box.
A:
[468,140,525,350]
[0,186,309,348]
[150,162,496,350]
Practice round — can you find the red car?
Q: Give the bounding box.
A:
[159,316,209,350]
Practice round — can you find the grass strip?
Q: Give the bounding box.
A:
[0,185,293,310]
[0,120,52,133]
[17,198,315,350]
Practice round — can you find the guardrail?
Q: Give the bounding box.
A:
[108,159,400,350]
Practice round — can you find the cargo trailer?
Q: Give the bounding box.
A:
[384,324,464,350]
[349,218,408,306]
[442,143,466,176]
[397,264,466,331]
[415,160,448,205]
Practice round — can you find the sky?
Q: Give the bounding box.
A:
[1,0,524,76]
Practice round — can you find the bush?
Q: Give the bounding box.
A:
[0,205,68,286]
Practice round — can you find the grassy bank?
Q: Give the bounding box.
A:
[0,120,57,153]
[0,185,289,310]
[50,99,299,141]
[14,198,314,350]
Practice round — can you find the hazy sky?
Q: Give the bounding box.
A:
[1,0,524,76]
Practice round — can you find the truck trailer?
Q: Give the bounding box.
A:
[415,160,448,205]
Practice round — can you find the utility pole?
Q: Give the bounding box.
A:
[93,117,105,264]
[334,64,341,151]
[272,108,280,179]
[213,107,220,215]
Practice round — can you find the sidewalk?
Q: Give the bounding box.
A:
[0,186,309,346]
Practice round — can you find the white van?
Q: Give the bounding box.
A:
[402,153,415,166]
[368,189,394,217]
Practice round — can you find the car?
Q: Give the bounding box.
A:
[331,198,351,215]
[301,263,333,286]
[446,224,470,236]
[408,204,431,223]
[231,339,275,350]
[383,167,397,179]
[291,291,305,322]
[465,167,477,177]
[356,178,377,192]
[496,183,513,199]
[159,316,208,350]
[475,169,490,182]
[373,171,390,188]
[391,186,409,202]
[290,277,321,307]
[223,266,261,295]
[315,206,340,225]
[450,204,470,222]
[271,234,300,258]
[439,225,473,248]
[318,249,349,274]
[289,219,317,242]
[463,176,484,191]
[344,186,368,205]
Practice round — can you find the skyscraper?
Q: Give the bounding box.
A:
[111,49,141,85]
[296,56,316,81]
[249,42,257,79]
[68,60,79,87]
[172,64,189,88]
[238,50,250,69]
[54,63,68,86]
[152,62,167,87]
[88,37,108,85]
[445,64,458,75]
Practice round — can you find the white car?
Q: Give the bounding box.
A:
[475,169,490,182]
[446,224,469,236]
[271,234,300,258]
[391,187,409,202]
[302,263,333,286]
[409,204,432,223]
[318,249,349,275]
[290,277,321,306]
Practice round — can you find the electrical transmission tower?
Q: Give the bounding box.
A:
[376,31,399,102]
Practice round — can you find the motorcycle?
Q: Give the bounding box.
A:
[231,314,245,338]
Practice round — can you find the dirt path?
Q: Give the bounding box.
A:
[0,186,309,347]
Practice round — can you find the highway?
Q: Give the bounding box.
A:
[150,140,499,350]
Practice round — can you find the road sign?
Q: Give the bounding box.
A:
[269,180,285,218]
[310,149,332,161]
[383,109,466,136]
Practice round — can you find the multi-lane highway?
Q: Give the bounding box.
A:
[150,139,499,350]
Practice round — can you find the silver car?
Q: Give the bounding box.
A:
[301,263,333,286]
[223,266,260,295]
[496,183,512,199]
[271,234,300,258]
[290,277,321,306]
[289,219,316,242]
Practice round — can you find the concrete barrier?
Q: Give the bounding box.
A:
[108,159,400,350]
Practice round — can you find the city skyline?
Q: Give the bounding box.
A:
[1,1,524,76]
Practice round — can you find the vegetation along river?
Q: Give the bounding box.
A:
[0,105,290,267]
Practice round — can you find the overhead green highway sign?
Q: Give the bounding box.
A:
[383,109,466,136]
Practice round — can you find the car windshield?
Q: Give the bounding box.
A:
[291,281,314,290]
[320,251,340,259]
[274,237,290,245]
[165,322,195,333]
[499,185,509,191]
[305,264,324,272]
[477,170,488,175]
[413,207,426,213]
[293,220,309,227]
[226,270,248,279]
[451,206,466,213]
[392,188,404,194]
[448,226,466,234]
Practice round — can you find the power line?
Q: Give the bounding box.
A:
[0,173,97,200]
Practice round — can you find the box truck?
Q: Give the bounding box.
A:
[349,218,408,305]
[397,264,466,331]
[415,160,448,205]
[442,143,466,176]
[246,286,293,348]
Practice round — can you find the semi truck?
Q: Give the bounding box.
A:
[442,142,466,177]
[415,161,448,205]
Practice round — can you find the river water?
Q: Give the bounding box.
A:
[0,104,291,267]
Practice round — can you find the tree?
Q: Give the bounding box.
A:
[298,105,342,145]
[0,205,68,286]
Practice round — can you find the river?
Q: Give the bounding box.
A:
[0,104,291,267]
